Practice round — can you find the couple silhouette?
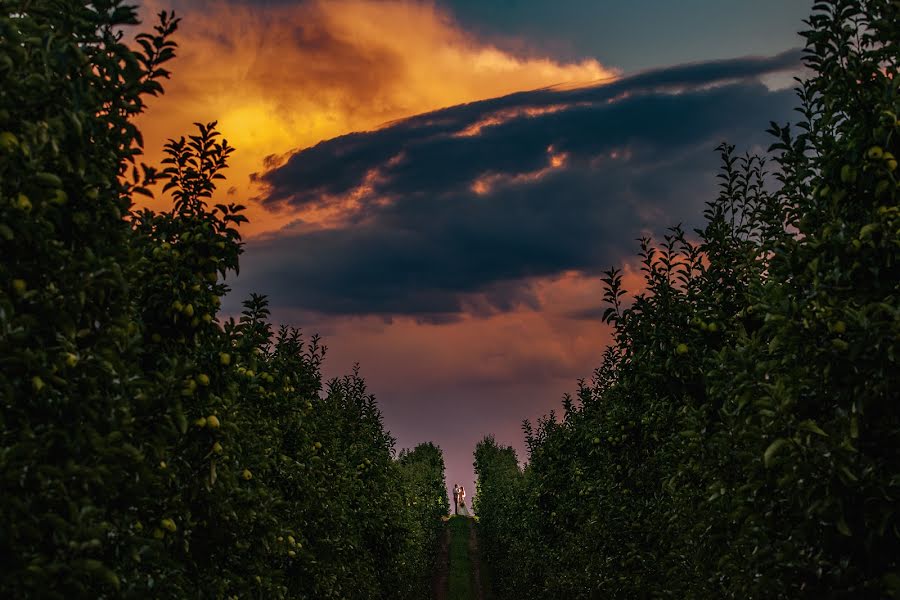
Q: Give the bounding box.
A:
[452,483,470,516]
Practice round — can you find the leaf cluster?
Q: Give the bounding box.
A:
[0,3,446,598]
[475,1,899,598]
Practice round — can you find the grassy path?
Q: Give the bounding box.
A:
[432,523,450,599]
[435,515,488,600]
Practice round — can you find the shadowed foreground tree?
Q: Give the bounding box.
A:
[475,1,898,598]
[1,2,445,598]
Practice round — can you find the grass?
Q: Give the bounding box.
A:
[474,520,494,600]
[447,516,473,600]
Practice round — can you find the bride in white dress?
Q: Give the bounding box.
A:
[457,485,471,517]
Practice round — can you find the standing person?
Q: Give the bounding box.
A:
[458,485,470,516]
[452,483,459,515]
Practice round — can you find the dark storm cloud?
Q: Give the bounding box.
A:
[231,52,800,321]
[256,50,799,207]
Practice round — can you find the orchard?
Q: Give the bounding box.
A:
[0,3,446,598]
[475,1,899,598]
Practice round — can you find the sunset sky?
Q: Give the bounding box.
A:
[134,0,809,503]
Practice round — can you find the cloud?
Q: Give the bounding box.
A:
[229,51,800,320]
[257,50,799,208]
[134,0,614,236]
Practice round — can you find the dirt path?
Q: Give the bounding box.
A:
[467,519,485,600]
[431,520,450,600]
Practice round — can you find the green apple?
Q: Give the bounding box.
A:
[867,146,884,159]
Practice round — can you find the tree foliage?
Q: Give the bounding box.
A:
[397,442,453,597]
[475,1,899,597]
[473,437,535,597]
[0,2,445,598]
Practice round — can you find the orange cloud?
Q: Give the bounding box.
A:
[453,103,583,137]
[470,144,569,195]
[134,0,616,236]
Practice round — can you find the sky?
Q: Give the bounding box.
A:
[133,0,810,506]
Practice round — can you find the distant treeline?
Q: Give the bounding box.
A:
[0,3,447,598]
[474,1,898,598]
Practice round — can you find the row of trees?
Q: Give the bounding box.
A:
[0,3,446,598]
[398,442,453,587]
[475,0,898,598]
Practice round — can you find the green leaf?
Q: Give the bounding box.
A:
[174,402,187,434]
[837,516,851,537]
[764,438,789,468]
[839,466,858,483]
[798,419,828,436]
